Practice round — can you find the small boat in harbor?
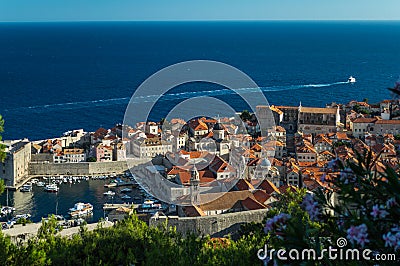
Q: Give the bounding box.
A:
[0,206,15,216]
[120,187,132,193]
[11,213,31,223]
[103,190,116,196]
[348,76,356,83]
[36,181,45,187]
[143,199,154,205]
[44,184,59,192]
[138,200,162,213]
[68,202,93,218]
[121,194,131,200]
[104,182,117,188]
[20,184,32,192]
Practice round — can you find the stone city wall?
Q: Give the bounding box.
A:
[149,209,268,237]
[29,159,150,176]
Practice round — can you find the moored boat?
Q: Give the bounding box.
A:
[104,182,117,188]
[120,187,132,193]
[68,202,93,218]
[45,184,59,192]
[103,190,116,196]
[20,184,32,192]
[138,200,162,213]
[121,194,131,200]
[0,206,15,216]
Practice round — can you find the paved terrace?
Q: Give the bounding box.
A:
[3,221,114,243]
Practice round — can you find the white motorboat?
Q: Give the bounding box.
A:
[68,202,93,218]
[36,181,45,187]
[121,194,131,200]
[44,184,59,192]
[104,182,117,188]
[120,187,132,193]
[0,206,15,216]
[143,199,154,205]
[103,190,116,196]
[20,184,32,192]
[348,76,356,83]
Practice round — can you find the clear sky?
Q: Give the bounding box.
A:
[1,0,399,22]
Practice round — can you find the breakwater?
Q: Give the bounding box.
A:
[28,159,150,176]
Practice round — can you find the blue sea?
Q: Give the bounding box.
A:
[1,21,400,140]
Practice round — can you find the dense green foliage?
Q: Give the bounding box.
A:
[1,147,399,265]
[240,110,252,122]
[0,179,4,196]
[0,115,5,162]
[0,215,268,265]
[86,157,97,162]
[0,115,5,195]
[352,104,371,115]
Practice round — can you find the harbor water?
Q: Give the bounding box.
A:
[0,177,142,223]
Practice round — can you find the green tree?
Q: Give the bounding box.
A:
[0,115,5,195]
[0,115,5,162]
[86,157,97,162]
[0,180,4,197]
[240,110,252,122]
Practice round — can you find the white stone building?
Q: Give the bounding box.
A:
[0,139,31,187]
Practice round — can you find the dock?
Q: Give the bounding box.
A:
[103,203,140,211]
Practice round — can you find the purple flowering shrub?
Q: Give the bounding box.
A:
[318,150,400,254]
[263,188,329,256]
[262,150,400,265]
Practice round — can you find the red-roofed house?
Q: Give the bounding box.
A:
[350,117,377,138]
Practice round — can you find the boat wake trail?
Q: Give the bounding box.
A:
[5,81,349,113]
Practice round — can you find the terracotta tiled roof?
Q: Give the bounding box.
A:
[251,143,263,152]
[320,150,335,157]
[274,105,298,110]
[352,117,377,123]
[375,119,400,124]
[336,132,350,140]
[235,179,255,191]
[297,144,317,154]
[252,190,271,204]
[297,161,318,167]
[271,158,284,166]
[300,107,337,114]
[278,184,297,194]
[178,170,215,185]
[198,191,258,212]
[189,119,208,131]
[270,106,283,115]
[63,148,85,155]
[303,179,323,191]
[200,117,217,124]
[241,197,267,210]
[258,180,280,195]
[179,150,204,159]
[184,206,206,217]
[93,128,108,138]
